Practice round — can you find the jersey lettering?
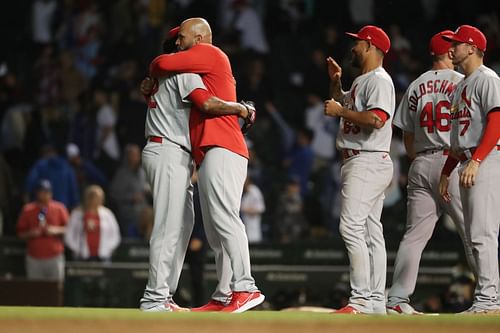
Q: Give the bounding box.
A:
[409,79,456,113]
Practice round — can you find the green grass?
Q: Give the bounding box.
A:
[1,306,500,325]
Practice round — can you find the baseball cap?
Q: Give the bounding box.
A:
[36,179,52,192]
[167,26,180,39]
[429,30,454,56]
[442,25,487,52]
[346,25,391,54]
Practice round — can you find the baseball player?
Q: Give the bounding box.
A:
[386,30,477,315]
[324,25,395,314]
[149,18,264,313]
[140,27,256,312]
[439,25,500,314]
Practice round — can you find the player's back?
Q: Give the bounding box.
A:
[393,69,463,153]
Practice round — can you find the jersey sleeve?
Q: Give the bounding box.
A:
[364,75,394,119]
[176,73,207,103]
[480,76,500,115]
[392,88,415,132]
[149,44,215,77]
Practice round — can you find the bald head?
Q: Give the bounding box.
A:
[177,17,212,50]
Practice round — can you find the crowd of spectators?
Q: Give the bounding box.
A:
[1,0,499,246]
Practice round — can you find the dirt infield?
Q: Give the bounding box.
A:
[1,307,500,333]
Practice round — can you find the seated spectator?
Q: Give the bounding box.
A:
[17,179,68,281]
[65,185,120,261]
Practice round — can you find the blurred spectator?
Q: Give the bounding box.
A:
[32,0,58,45]
[25,144,80,210]
[59,50,88,120]
[348,0,374,25]
[1,102,32,152]
[241,176,266,243]
[266,102,314,198]
[66,143,108,192]
[225,0,269,54]
[274,176,308,242]
[17,179,68,281]
[109,144,149,236]
[94,88,120,177]
[304,94,337,171]
[65,185,121,261]
[69,92,97,160]
[33,45,60,107]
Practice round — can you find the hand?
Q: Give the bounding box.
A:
[460,160,480,188]
[324,98,343,117]
[46,225,61,236]
[140,77,154,96]
[439,174,451,203]
[240,100,256,134]
[327,57,342,82]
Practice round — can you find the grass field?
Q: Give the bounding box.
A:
[1,306,500,333]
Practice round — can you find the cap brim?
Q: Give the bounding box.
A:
[167,26,180,39]
[345,32,361,40]
[441,34,463,43]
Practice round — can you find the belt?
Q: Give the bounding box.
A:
[341,149,360,159]
[148,136,191,154]
[416,149,449,156]
[149,136,163,143]
[458,146,500,162]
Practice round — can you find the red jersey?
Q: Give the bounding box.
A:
[150,43,248,166]
[17,200,69,259]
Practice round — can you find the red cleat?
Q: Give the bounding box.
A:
[191,299,226,312]
[331,305,362,314]
[221,291,265,313]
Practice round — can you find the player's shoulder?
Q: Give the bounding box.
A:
[192,43,224,55]
[50,200,68,212]
[365,67,393,85]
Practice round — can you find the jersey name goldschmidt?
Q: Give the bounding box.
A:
[393,69,463,153]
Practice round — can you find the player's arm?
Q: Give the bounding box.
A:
[188,88,249,118]
[324,98,388,129]
[327,57,345,101]
[150,45,213,78]
[460,109,500,188]
[403,131,416,160]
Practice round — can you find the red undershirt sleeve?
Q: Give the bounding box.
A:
[188,89,211,110]
[369,109,389,122]
[471,108,500,163]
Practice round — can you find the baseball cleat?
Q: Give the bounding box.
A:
[331,305,363,314]
[220,291,265,313]
[191,299,227,312]
[386,303,423,315]
[169,300,190,312]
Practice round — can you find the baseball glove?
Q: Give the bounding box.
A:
[241,100,256,134]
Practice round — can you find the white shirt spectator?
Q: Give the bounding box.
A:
[305,100,338,160]
[96,104,120,160]
[65,206,121,260]
[241,183,265,243]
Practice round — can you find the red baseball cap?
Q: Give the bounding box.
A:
[346,25,391,54]
[429,30,454,56]
[167,26,180,39]
[442,25,487,52]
